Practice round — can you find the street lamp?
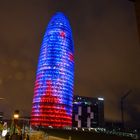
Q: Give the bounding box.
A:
[14,114,19,119]
[13,110,19,134]
[121,90,131,129]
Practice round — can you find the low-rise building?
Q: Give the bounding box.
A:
[72,95,104,128]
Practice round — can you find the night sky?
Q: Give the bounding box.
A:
[0,0,140,127]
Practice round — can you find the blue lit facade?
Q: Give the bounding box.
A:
[31,12,74,128]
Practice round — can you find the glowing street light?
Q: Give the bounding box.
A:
[13,114,19,119]
[13,110,19,134]
[98,97,104,101]
[13,110,19,117]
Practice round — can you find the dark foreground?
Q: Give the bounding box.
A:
[44,128,139,140]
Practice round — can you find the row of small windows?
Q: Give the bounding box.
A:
[39,54,73,62]
[42,37,74,51]
[33,99,73,106]
[41,41,74,50]
[35,72,74,82]
[38,60,74,69]
[48,23,72,32]
[34,84,73,92]
[33,93,73,100]
[34,80,74,90]
[33,96,73,103]
[34,80,74,88]
[32,102,72,108]
[37,66,74,76]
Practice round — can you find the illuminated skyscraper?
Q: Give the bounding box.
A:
[31,12,74,128]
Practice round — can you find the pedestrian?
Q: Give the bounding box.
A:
[26,134,29,140]
[23,133,29,140]
[5,132,10,140]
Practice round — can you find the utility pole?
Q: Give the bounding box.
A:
[121,90,131,129]
[128,0,140,43]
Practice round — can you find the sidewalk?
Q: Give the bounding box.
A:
[30,131,71,140]
[48,136,68,140]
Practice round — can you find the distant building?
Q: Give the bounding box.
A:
[105,121,123,130]
[72,95,104,128]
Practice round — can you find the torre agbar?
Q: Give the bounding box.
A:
[31,12,74,128]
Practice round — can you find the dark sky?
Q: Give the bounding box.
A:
[0,0,140,127]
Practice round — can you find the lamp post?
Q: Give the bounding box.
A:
[13,110,19,134]
[121,90,131,129]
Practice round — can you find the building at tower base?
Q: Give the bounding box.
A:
[72,95,104,128]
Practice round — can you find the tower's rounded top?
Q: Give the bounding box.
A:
[43,12,74,53]
[53,12,66,17]
[47,12,72,33]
